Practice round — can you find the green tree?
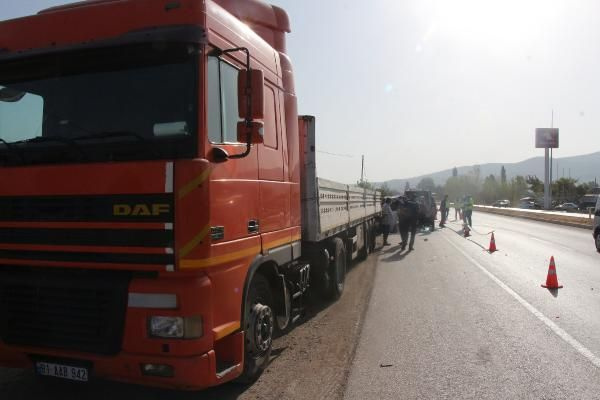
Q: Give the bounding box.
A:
[452,167,458,177]
[480,174,499,204]
[552,177,578,203]
[500,166,506,184]
[404,181,410,192]
[378,182,397,197]
[443,175,480,203]
[416,177,436,192]
[526,175,544,195]
[575,181,597,198]
[510,176,529,204]
[356,179,374,190]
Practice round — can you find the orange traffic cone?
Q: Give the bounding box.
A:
[541,256,563,289]
[488,233,497,253]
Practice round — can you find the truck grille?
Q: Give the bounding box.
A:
[0,193,174,266]
[0,267,130,355]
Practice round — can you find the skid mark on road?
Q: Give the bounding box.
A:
[529,236,572,251]
[443,234,600,370]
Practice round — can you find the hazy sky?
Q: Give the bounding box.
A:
[2,1,599,183]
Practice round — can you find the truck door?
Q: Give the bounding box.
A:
[258,84,287,233]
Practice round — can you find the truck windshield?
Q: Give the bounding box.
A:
[0,43,198,166]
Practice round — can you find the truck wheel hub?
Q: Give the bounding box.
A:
[249,303,273,353]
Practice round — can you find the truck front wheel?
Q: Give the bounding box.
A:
[239,274,274,383]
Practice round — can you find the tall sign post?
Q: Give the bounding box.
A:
[535,128,559,209]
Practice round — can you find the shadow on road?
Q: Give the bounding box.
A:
[380,249,412,263]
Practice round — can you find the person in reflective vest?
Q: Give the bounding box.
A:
[454,198,462,221]
[464,195,474,227]
[439,195,448,227]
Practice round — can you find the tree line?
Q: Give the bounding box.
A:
[375,165,598,206]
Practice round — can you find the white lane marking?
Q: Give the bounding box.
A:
[165,162,174,193]
[443,234,600,369]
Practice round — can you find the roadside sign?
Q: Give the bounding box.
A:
[535,128,559,148]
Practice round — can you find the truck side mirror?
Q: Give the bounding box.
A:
[237,121,264,144]
[238,69,264,120]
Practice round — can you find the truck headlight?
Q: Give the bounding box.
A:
[148,316,203,339]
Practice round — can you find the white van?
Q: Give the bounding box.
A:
[594,196,600,252]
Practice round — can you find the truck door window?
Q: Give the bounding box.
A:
[207,57,221,143]
[207,56,243,144]
[263,86,278,149]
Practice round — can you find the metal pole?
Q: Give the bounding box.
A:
[360,155,364,184]
[544,147,550,209]
[549,110,553,206]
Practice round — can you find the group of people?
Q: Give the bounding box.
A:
[381,193,475,250]
[439,194,475,227]
[454,195,474,227]
[381,195,419,251]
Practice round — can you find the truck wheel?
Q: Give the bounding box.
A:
[328,238,346,300]
[239,274,274,383]
[357,223,368,260]
[596,232,600,253]
[368,223,376,253]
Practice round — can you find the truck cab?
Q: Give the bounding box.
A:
[0,0,300,390]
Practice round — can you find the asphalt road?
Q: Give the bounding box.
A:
[345,212,600,400]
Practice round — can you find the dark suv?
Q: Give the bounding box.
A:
[405,190,437,230]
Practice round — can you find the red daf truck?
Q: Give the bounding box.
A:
[0,0,381,390]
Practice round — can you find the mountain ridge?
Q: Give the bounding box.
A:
[382,151,600,192]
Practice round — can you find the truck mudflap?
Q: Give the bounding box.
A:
[0,332,245,390]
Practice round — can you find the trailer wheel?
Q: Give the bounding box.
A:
[239,274,274,383]
[328,238,346,300]
[357,223,368,260]
[368,222,377,253]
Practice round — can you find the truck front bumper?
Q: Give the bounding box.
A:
[0,331,244,390]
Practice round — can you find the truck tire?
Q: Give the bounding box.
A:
[595,231,600,253]
[368,222,376,253]
[328,238,346,300]
[239,274,274,383]
[357,223,368,260]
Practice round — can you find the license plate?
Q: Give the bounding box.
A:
[36,361,89,382]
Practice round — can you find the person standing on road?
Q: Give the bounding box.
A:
[464,195,474,227]
[382,198,394,246]
[396,196,410,248]
[439,195,448,227]
[401,193,419,251]
[455,198,462,221]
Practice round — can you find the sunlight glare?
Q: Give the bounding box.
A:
[433,0,563,48]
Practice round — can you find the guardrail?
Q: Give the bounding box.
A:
[474,205,594,230]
